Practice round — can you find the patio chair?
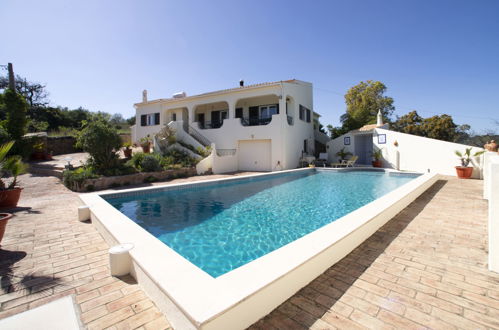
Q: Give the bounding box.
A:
[314,153,329,167]
[332,155,358,168]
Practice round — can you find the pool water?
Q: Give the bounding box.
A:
[105,170,418,277]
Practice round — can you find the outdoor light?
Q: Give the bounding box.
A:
[64,157,73,170]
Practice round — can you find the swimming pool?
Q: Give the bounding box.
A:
[81,168,437,330]
[105,170,418,277]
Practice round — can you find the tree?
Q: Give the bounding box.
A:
[0,75,49,109]
[3,88,27,141]
[392,110,470,143]
[341,80,395,131]
[110,113,125,125]
[390,110,424,136]
[326,124,348,139]
[76,120,121,172]
[126,116,136,125]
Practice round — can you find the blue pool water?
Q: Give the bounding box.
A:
[105,170,419,277]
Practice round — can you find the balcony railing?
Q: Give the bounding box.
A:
[239,117,273,127]
[216,149,236,157]
[198,120,224,129]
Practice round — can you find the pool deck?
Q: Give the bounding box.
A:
[1,173,498,329]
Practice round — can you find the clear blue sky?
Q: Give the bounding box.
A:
[1,0,498,133]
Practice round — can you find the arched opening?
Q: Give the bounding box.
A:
[235,94,279,126]
[193,101,229,129]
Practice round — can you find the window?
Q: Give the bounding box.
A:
[299,105,311,122]
[299,105,305,120]
[235,108,243,118]
[303,139,308,153]
[171,113,177,122]
[260,105,277,119]
[140,113,160,126]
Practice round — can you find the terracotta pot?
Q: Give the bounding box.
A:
[141,144,150,153]
[124,148,132,158]
[31,151,44,160]
[0,188,23,208]
[372,160,382,168]
[44,153,53,160]
[455,166,473,179]
[0,213,13,246]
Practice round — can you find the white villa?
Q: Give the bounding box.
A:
[132,80,330,173]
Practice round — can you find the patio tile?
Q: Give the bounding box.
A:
[1,173,498,329]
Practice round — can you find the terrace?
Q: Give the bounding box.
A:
[0,172,497,329]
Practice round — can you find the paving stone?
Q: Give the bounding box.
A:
[2,173,498,330]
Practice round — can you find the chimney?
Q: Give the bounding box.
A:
[376,110,383,126]
[239,80,244,87]
[142,90,148,103]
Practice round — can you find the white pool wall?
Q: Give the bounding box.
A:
[80,168,438,329]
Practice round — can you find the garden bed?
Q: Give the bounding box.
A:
[67,167,197,192]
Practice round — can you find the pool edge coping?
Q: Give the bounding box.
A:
[80,168,438,329]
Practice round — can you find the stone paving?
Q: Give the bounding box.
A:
[0,173,498,329]
[250,178,499,330]
[0,172,252,329]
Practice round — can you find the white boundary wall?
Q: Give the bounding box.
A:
[484,152,499,272]
[327,128,485,178]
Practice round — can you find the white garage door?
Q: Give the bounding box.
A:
[238,140,272,172]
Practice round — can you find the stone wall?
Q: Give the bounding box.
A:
[47,136,80,155]
[119,134,131,145]
[70,167,197,192]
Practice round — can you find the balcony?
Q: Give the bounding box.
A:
[239,117,273,127]
[198,120,224,129]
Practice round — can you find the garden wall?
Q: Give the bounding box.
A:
[119,133,131,145]
[72,167,197,192]
[47,136,80,155]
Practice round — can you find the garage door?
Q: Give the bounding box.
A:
[238,139,272,171]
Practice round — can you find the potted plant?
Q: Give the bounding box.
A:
[140,136,152,153]
[31,142,45,160]
[0,212,13,247]
[372,149,383,168]
[123,142,133,158]
[44,150,53,161]
[335,148,352,162]
[455,148,485,179]
[0,141,28,208]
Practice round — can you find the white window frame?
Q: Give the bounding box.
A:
[259,105,277,119]
[146,114,154,126]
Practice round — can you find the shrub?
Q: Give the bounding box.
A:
[140,154,162,172]
[196,145,212,157]
[0,126,10,145]
[27,120,49,133]
[98,163,136,177]
[127,152,146,170]
[3,89,27,142]
[0,141,28,190]
[76,120,121,172]
[143,176,158,183]
[62,167,100,191]
[162,149,198,168]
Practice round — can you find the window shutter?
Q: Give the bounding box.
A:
[235,108,243,118]
[154,113,160,125]
[141,115,147,126]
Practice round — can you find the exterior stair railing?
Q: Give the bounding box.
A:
[188,125,211,147]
